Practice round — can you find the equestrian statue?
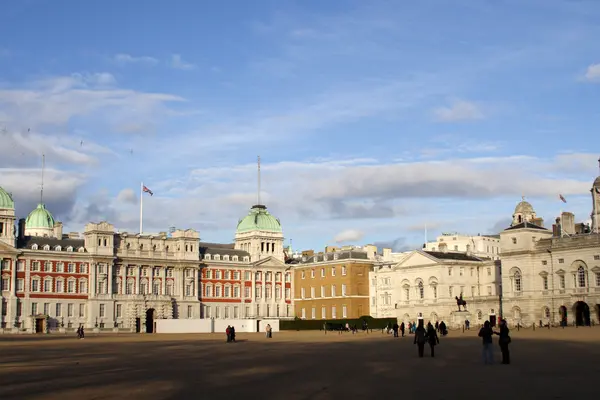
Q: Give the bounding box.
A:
[455,293,467,311]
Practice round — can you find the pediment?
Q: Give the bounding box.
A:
[0,241,18,254]
[252,256,287,269]
[395,250,437,268]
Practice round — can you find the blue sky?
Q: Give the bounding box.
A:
[0,0,599,251]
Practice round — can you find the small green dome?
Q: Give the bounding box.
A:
[236,205,282,233]
[25,203,55,229]
[0,187,14,209]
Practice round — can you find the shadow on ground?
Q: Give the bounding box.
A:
[0,328,598,400]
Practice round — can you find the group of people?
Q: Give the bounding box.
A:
[76,326,85,339]
[225,325,236,342]
[410,319,511,364]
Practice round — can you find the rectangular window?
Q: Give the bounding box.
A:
[301,288,305,299]
[56,263,64,273]
[67,281,75,293]
[187,305,193,318]
[487,267,491,276]
[341,266,347,276]
[79,304,85,317]
[233,306,239,319]
[332,306,337,319]
[321,268,325,277]
[31,279,39,292]
[449,286,453,297]
[55,303,62,317]
[1,277,8,291]
[99,304,105,318]
[56,280,64,293]
[16,279,24,292]
[321,286,325,297]
[331,285,336,297]
[43,279,51,292]
[68,263,75,273]
[311,270,315,278]
[17,260,25,271]
[342,305,347,318]
[341,284,347,296]
[311,307,316,319]
[543,276,548,290]
[67,303,74,317]
[559,275,565,289]
[285,287,290,299]
[310,287,315,298]
[116,304,122,318]
[321,306,326,319]
[487,286,492,295]
[331,267,336,276]
[31,261,39,271]
[301,308,306,319]
[244,286,250,298]
[234,286,240,298]
[32,302,38,315]
[448,268,452,276]
[43,303,49,315]
[301,271,305,279]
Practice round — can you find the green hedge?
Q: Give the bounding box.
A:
[280,316,397,331]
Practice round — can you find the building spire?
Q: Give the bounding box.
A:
[40,154,45,204]
[257,155,261,205]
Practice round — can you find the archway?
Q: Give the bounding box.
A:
[559,305,567,326]
[573,301,590,326]
[145,308,155,333]
[595,304,600,324]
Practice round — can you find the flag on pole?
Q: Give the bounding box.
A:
[559,194,566,203]
[143,185,154,196]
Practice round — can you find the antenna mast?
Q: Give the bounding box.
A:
[40,154,45,204]
[257,155,261,205]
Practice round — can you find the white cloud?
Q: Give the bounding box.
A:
[170,54,196,70]
[114,53,158,65]
[117,188,137,204]
[434,100,484,122]
[584,63,600,82]
[333,229,365,243]
[0,74,184,130]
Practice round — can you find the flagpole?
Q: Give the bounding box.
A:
[140,181,144,234]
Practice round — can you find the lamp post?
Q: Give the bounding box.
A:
[547,249,555,325]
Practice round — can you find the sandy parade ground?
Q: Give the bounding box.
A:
[0,326,599,399]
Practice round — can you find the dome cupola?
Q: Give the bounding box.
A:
[25,203,56,237]
[0,186,14,209]
[236,205,282,233]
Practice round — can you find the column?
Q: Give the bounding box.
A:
[135,265,141,295]
[251,272,257,317]
[107,263,113,297]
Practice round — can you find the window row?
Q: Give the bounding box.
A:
[203,254,250,262]
[202,304,292,319]
[30,244,85,252]
[300,284,347,299]
[26,261,88,274]
[300,305,347,319]
[400,283,492,300]
[513,268,600,292]
[301,266,347,279]
[448,266,493,277]
[119,266,175,277]
[25,277,88,294]
[30,302,87,318]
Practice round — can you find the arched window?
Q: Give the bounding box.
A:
[477,311,483,321]
[403,285,410,301]
[418,281,424,299]
[514,271,522,292]
[543,307,550,318]
[577,266,586,287]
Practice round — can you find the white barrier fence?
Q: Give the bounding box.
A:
[155,318,280,334]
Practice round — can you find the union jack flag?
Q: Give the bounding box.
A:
[143,185,153,196]
[559,194,566,203]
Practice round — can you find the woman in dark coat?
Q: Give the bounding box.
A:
[413,320,427,357]
[426,322,440,357]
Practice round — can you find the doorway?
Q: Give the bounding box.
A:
[35,318,45,333]
[489,315,496,327]
[559,305,567,326]
[573,301,590,326]
[135,318,141,333]
[145,308,155,333]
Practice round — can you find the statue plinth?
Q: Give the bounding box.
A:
[451,310,472,328]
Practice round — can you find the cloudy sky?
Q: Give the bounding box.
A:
[1,0,599,252]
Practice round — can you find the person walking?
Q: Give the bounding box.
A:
[413,320,427,358]
[494,319,511,364]
[426,322,439,357]
[400,322,405,337]
[478,320,494,364]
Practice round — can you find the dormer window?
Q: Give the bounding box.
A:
[214,254,221,261]
[204,254,211,260]
[78,247,85,253]
[31,244,38,250]
[66,246,73,252]
[223,255,229,261]
[43,245,50,251]
[243,256,249,262]
[54,245,61,251]
[232,256,238,262]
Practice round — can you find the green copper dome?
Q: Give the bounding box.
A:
[236,205,282,233]
[25,203,55,229]
[0,187,14,209]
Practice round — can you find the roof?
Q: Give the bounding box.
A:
[198,242,250,257]
[25,203,55,229]
[423,251,485,262]
[299,250,370,264]
[0,186,14,209]
[504,221,548,231]
[17,236,86,251]
[236,205,282,233]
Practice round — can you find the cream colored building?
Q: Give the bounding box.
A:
[499,180,600,326]
[369,249,501,327]
[424,233,501,260]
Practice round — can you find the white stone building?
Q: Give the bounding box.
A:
[369,249,501,328]
[499,181,600,327]
[0,183,293,333]
[424,233,501,260]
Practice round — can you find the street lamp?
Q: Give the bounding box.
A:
[547,249,555,325]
